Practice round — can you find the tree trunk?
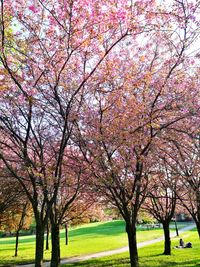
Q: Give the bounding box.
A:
[126,222,139,267]
[46,222,49,250]
[15,230,19,257]
[35,223,45,267]
[174,220,179,236]
[162,221,171,255]
[50,223,60,267]
[195,220,200,238]
[65,224,68,245]
[14,202,27,257]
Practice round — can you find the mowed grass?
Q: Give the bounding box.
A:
[0,220,192,265]
[64,230,200,267]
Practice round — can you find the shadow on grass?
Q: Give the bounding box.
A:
[1,221,192,245]
[65,256,130,267]
[146,258,200,267]
[0,237,35,245]
[62,221,126,239]
[0,221,126,245]
[64,220,162,239]
[65,256,200,267]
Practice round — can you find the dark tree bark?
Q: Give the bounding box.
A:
[196,194,200,238]
[35,223,45,267]
[162,221,171,255]
[46,222,50,250]
[65,224,68,245]
[15,230,19,257]
[14,202,28,257]
[193,217,200,238]
[50,223,60,267]
[126,222,139,267]
[174,219,179,236]
[196,222,200,238]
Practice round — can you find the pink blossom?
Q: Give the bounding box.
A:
[28,5,38,13]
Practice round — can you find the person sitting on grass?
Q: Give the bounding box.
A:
[175,239,192,249]
[179,238,184,247]
[185,242,192,248]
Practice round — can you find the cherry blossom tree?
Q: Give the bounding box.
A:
[143,159,178,255]
[76,1,200,266]
[161,131,200,238]
[48,149,94,266]
[77,73,198,267]
[3,201,32,257]
[0,170,32,257]
[0,0,152,266]
[0,1,200,267]
[0,170,24,225]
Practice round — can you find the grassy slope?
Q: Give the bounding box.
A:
[0,221,192,265]
[0,220,159,265]
[64,229,200,267]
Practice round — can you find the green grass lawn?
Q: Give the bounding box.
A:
[0,220,195,265]
[64,230,200,267]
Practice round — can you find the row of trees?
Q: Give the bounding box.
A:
[0,0,200,267]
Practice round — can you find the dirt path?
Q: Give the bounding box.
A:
[16,224,196,267]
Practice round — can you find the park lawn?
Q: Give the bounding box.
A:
[0,220,188,265]
[64,230,200,267]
